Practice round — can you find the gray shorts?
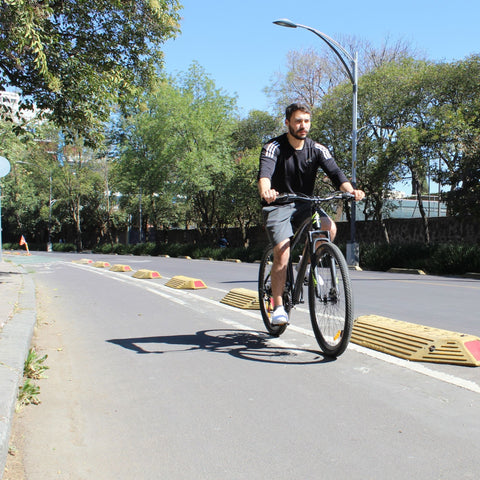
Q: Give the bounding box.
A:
[262,201,326,246]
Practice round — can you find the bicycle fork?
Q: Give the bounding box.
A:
[308,228,339,302]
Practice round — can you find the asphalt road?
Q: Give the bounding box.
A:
[8,252,480,479]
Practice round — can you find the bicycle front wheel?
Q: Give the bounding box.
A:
[258,246,287,337]
[308,242,353,357]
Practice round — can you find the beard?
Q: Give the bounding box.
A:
[288,124,308,140]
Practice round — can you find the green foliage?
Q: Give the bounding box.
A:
[91,241,265,263]
[92,240,479,276]
[17,347,49,410]
[4,49,480,251]
[360,242,480,275]
[52,243,76,252]
[313,56,480,228]
[17,378,41,409]
[115,63,240,235]
[231,110,282,151]
[0,0,182,145]
[24,348,49,380]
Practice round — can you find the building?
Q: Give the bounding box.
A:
[0,90,38,122]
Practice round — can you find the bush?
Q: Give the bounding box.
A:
[425,244,480,275]
[88,240,480,276]
[359,242,480,275]
[52,242,76,252]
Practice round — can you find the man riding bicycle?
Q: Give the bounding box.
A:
[258,103,365,326]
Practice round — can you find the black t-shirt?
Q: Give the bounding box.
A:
[258,133,348,196]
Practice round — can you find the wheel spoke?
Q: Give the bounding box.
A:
[308,243,353,357]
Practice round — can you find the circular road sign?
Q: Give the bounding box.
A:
[0,156,11,178]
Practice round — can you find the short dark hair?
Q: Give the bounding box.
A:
[285,103,311,121]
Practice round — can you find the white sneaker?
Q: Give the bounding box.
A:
[271,306,289,326]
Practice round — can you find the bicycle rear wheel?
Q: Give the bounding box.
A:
[258,246,287,336]
[308,242,353,357]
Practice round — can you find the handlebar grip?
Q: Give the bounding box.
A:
[275,193,296,203]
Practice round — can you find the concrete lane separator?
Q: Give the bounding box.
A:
[220,288,260,310]
[352,314,480,367]
[72,258,93,265]
[165,275,207,289]
[132,269,162,279]
[109,264,133,272]
[92,261,111,268]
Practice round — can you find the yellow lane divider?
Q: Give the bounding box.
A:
[72,258,93,264]
[220,288,260,309]
[352,315,480,367]
[165,275,207,289]
[132,269,162,279]
[109,264,132,272]
[92,261,111,268]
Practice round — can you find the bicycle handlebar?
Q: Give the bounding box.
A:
[275,191,355,203]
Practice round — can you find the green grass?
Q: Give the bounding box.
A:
[16,348,49,410]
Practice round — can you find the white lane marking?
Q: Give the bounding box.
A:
[68,262,480,394]
[348,343,480,394]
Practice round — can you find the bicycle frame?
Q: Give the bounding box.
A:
[259,191,354,356]
[287,207,332,308]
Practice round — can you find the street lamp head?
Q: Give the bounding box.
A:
[273,18,298,28]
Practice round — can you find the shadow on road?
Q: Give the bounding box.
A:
[107,329,334,365]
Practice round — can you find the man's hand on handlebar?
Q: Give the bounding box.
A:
[350,189,365,202]
[261,188,279,204]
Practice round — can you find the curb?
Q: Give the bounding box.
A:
[464,272,480,280]
[0,270,36,476]
[388,267,426,275]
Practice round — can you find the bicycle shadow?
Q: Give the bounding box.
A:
[107,329,334,365]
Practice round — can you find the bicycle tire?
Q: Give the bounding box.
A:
[308,242,353,357]
[258,246,287,337]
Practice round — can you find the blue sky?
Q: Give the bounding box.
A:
[163,0,480,116]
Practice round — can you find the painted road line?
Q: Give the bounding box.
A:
[68,262,480,394]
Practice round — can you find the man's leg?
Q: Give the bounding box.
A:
[271,238,290,308]
[321,216,337,240]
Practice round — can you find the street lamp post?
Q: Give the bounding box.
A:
[274,18,359,266]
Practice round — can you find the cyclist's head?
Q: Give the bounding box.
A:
[285,103,311,121]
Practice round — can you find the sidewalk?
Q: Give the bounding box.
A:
[0,259,37,478]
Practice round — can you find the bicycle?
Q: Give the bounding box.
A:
[258,192,354,358]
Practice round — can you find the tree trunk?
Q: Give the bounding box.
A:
[412,172,430,244]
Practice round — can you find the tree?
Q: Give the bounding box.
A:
[265,35,417,113]
[0,0,181,145]
[113,79,183,239]
[0,119,56,244]
[264,48,336,111]
[425,56,480,218]
[52,139,104,251]
[443,141,480,218]
[226,110,282,244]
[231,110,282,152]
[115,63,239,240]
